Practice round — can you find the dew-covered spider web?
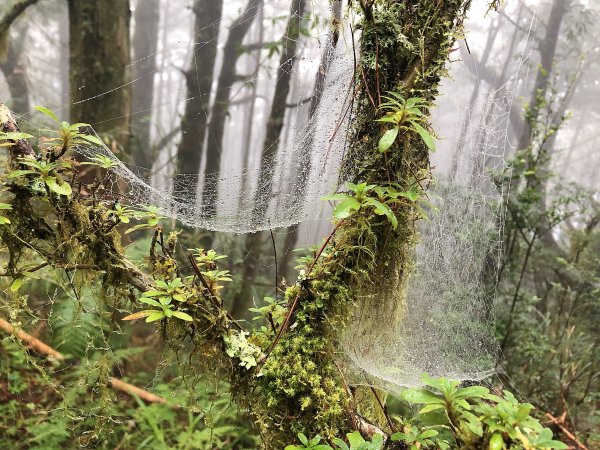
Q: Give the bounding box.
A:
[18,0,356,234]
[338,7,539,388]
[8,0,538,392]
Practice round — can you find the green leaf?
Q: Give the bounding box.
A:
[45,177,72,196]
[332,197,361,219]
[390,433,408,442]
[332,438,350,450]
[298,433,309,446]
[163,308,173,318]
[409,120,436,151]
[142,290,164,297]
[346,431,366,447]
[8,169,36,178]
[455,385,489,400]
[10,277,24,292]
[0,132,34,140]
[489,433,504,450]
[172,311,193,322]
[34,106,59,123]
[0,216,10,224]
[308,435,322,447]
[79,134,104,146]
[403,388,444,405]
[322,193,350,202]
[378,127,399,152]
[138,297,162,308]
[374,116,399,124]
[365,198,398,229]
[419,430,439,439]
[0,203,12,210]
[419,403,445,414]
[146,311,165,322]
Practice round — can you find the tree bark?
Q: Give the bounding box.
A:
[201,0,263,218]
[68,0,131,154]
[276,0,343,283]
[230,0,307,318]
[176,0,223,176]
[131,0,160,168]
[516,0,569,152]
[0,27,29,114]
[0,0,38,62]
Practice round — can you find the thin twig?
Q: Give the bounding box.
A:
[0,317,177,408]
[545,413,589,450]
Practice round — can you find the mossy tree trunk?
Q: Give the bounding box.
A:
[68,0,131,155]
[131,0,160,168]
[250,1,473,446]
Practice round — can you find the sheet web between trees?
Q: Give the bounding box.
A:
[11,1,535,392]
[339,8,540,389]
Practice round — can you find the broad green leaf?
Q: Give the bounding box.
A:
[172,293,188,302]
[365,198,398,229]
[419,403,445,414]
[80,134,104,146]
[346,431,366,447]
[34,105,59,123]
[489,433,504,450]
[419,430,439,439]
[332,197,361,219]
[321,193,350,202]
[455,385,489,400]
[9,169,36,178]
[138,297,162,308]
[378,127,399,152]
[402,388,444,405]
[0,216,10,224]
[332,438,350,450]
[308,435,322,446]
[142,290,164,297]
[163,308,173,318]
[146,311,165,322]
[409,120,436,151]
[45,176,72,196]
[10,277,24,292]
[298,433,309,446]
[0,132,34,140]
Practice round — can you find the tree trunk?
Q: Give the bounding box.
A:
[516,0,568,152]
[0,27,29,115]
[131,0,160,168]
[201,0,263,218]
[176,0,223,176]
[230,0,306,318]
[276,0,343,282]
[58,2,69,120]
[253,1,474,445]
[68,0,131,154]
